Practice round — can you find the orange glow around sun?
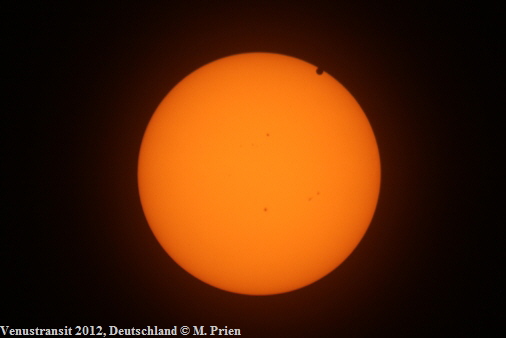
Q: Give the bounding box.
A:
[138,52,380,295]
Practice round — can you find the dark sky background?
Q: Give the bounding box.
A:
[4,2,496,336]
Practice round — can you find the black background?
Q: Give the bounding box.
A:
[4,2,496,336]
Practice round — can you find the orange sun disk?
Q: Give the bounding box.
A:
[138,52,380,295]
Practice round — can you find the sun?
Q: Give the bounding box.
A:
[138,52,380,295]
